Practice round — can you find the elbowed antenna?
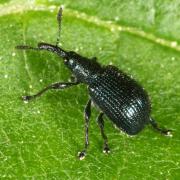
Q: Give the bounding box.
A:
[16,42,68,59]
[16,7,66,59]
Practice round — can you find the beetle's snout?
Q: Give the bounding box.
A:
[37,43,68,59]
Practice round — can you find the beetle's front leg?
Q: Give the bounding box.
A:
[22,81,79,101]
[97,112,110,154]
[78,99,91,160]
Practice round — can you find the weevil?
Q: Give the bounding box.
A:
[16,7,172,160]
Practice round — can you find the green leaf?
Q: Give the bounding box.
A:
[0,0,179,179]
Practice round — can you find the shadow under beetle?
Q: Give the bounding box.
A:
[16,7,172,160]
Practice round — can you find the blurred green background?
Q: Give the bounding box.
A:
[0,0,179,179]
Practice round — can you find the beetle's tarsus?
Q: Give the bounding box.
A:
[78,151,86,160]
[103,145,110,154]
[161,129,173,137]
[22,95,33,101]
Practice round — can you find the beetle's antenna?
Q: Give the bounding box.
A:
[56,6,63,46]
[16,45,40,51]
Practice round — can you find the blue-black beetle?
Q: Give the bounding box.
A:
[16,7,171,160]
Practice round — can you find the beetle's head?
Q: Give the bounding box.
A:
[64,51,103,83]
[16,43,103,83]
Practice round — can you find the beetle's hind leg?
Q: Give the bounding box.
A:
[149,118,172,137]
[97,112,110,154]
[22,81,79,102]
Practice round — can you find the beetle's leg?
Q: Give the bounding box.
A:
[97,112,110,154]
[22,82,79,101]
[78,99,91,160]
[149,118,172,136]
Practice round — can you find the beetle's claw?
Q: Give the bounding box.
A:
[22,95,32,102]
[78,151,86,160]
[103,146,110,154]
[162,129,173,137]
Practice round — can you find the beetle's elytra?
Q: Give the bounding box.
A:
[16,7,172,160]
